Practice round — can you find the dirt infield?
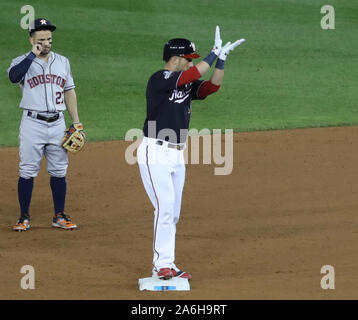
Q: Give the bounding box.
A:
[0,127,357,300]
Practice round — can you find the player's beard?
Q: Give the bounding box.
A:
[40,44,51,56]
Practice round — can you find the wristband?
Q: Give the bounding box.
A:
[215,58,225,70]
[203,52,217,67]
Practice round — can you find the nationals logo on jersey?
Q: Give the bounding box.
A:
[169,83,192,104]
[27,74,67,89]
[169,88,192,104]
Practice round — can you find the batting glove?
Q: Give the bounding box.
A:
[218,39,246,61]
[212,25,222,56]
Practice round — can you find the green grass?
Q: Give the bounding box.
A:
[1,0,357,146]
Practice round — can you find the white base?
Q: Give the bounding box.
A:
[138,276,190,291]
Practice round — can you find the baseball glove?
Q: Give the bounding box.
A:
[62,123,85,154]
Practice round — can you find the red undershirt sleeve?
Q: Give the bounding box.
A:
[177,66,201,87]
[197,81,220,98]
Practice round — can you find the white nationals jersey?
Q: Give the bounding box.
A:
[7,51,75,112]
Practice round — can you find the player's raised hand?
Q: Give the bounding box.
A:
[212,25,222,56]
[219,39,246,61]
[31,42,42,56]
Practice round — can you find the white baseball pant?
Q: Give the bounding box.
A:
[137,137,185,272]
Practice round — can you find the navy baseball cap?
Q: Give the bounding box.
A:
[29,18,56,35]
[163,38,200,61]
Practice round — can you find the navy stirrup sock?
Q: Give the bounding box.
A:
[18,177,34,220]
[50,176,67,214]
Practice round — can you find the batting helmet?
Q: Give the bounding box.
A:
[163,38,200,62]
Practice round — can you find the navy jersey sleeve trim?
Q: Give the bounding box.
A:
[195,81,205,98]
[8,52,36,83]
[191,80,206,101]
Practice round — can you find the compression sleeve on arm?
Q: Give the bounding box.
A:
[8,52,36,83]
[197,81,220,98]
[177,66,201,87]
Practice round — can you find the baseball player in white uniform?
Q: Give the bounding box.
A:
[137,27,245,280]
[8,18,82,231]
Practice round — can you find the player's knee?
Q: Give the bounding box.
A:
[48,167,67,177]
[159,214,173,225]
[19,164,40,178]
[157,198,175,222]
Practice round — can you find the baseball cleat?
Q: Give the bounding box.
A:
[172,269,192,280]
[52,213,77,230]
[13,218,30,232]
[157,268,174,280]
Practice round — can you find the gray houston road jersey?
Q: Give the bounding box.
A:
[8,51,75,112]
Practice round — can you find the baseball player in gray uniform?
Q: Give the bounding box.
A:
[8,18,82,231]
